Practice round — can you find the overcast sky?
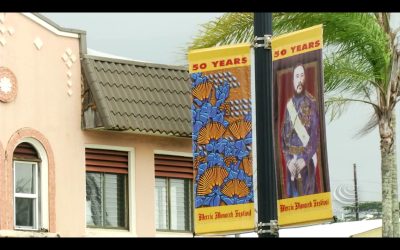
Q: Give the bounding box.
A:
[41,13,400,216]
[43,13,224,65]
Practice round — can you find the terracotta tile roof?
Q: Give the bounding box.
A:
[82,55,191,137]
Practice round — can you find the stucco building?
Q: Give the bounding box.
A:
[0,13,193,237]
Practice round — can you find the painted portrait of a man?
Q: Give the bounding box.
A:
[274,50,330,200]
[281,63,319,197]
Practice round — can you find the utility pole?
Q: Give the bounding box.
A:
[353,163,359,221]
[254,12,278,238]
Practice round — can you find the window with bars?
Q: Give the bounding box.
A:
[154,154,193,232]
[85,148,129,229]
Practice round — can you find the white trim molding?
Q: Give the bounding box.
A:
[0,230,59,237]
[155,231,194,238]
[154,150,193,158]
[21,13,79,38]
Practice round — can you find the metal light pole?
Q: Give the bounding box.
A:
[254,12,278,238]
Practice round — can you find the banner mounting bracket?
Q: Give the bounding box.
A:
[257,220,279,236]
[252,35,272,49]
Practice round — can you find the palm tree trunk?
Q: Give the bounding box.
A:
[380,114,394,237]
[389,33,400,237]
[391,111,399,237]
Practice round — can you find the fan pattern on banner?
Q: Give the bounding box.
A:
[191,72,253,208]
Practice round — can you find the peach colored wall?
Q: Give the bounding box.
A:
[84,130,192,237]
[0,141,4,228]
[0,13,85,236]
[0,13,192,237]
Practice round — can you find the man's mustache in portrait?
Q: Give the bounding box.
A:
[297,82,304,91]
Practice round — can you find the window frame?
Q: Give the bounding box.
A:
[155,177,193,233]
[86,171,129,230]
[154,151,194,233]
[13,160,40,231]
[84,144,136,235]
[6,133,52,233]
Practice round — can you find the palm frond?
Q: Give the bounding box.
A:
[273,13,391,89]
[324,52,380,95]
[189,13,253,50]
[324,96,352,122]
[324,95,379,122]
[353,111,379,138]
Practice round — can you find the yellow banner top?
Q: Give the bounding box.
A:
[188,43,251,73]
[272,24,323,61]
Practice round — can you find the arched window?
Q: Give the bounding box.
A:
[13,142,41,230]
[6,129,53,232]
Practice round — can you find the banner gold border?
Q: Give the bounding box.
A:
[272,25,323,61]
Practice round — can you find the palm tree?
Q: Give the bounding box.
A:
[188,13,400,237]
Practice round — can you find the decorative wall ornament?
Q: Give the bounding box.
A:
[61,48,76,97]
[33,37,43,50]
[8,27,14,36]
[0,37,6,46]
[0,13,15,47]
[0,13,5,24]
[0,67,18,103]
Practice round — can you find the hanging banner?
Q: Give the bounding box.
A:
[188,44,255,235]
[272,25,333,226]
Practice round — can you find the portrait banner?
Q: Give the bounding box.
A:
[272,25,333,227]
[188,44,255,235]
